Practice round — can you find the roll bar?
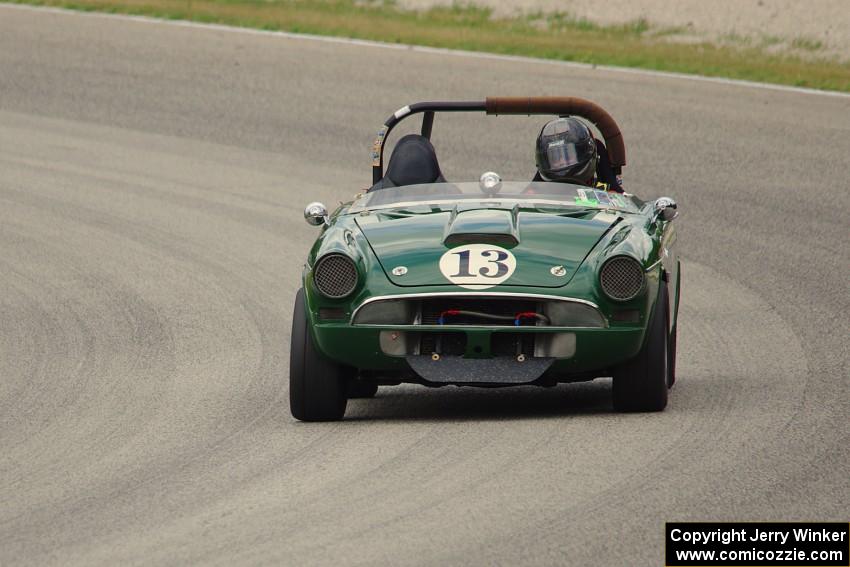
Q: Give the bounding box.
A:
[371,97,626,184]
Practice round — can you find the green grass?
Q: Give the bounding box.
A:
[7,0,849,92]
[791,37,824,52]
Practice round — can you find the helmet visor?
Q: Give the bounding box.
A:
[546,141,578,170]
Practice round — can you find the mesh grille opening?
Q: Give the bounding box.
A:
[314,254,358,298]
[600,256,645,301]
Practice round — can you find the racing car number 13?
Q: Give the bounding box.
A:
[439,244,517,289]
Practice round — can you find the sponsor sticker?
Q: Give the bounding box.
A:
[575,188,597,206]
[610,193,627,208]
[371,126,388,166]
[594,190,613,207]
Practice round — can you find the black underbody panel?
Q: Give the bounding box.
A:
[406,355,555,384]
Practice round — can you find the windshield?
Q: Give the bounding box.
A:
[349,182,641,214]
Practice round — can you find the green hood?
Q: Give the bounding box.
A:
[355,206,620,287]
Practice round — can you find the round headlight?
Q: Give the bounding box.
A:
[600,256,645,301]
[313,253,358,299]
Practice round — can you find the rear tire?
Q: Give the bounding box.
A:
[289,288,347,421]
[347,381,379,399]
[612,282,669,412]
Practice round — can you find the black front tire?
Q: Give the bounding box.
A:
[667,321,678,388]
[289,288,348,421]
[667,262,681,388]
[612,282,670,412]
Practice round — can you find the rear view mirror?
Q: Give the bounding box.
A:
[304,202,329,226]
[654,197,678,222]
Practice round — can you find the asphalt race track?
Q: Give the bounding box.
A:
[1,6,848,566]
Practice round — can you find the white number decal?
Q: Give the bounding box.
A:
[439,244,517,289]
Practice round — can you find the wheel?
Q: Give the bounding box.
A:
[612,282,669,412]
[289,288,348,421]
[347,380,379,399]
[667,321,678,388]
[667,264,681,387]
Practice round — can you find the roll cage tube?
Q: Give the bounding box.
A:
[371,97,627,184]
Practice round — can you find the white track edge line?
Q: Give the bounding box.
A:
[3,2,849,99]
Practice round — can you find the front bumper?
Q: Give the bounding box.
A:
[310,323,647,382]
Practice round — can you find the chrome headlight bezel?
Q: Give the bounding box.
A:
[599,255,646,302]
[312,253,359,299]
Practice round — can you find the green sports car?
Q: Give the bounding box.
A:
[291,97,680,421]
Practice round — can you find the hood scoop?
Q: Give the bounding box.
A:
[443,206,519,247]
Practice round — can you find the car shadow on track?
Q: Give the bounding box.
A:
[343,380,614,422]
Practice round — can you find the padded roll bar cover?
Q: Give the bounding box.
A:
[485,97,626,167]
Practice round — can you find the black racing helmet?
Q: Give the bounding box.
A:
[535,117,598,184]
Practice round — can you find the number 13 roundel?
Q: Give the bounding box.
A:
[439,244,517,289]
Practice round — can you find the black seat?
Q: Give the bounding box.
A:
[370,134,446,190]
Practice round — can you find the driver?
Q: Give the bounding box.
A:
[533,117,623,192]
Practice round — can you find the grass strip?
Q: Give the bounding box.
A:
[7,0,849,92]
